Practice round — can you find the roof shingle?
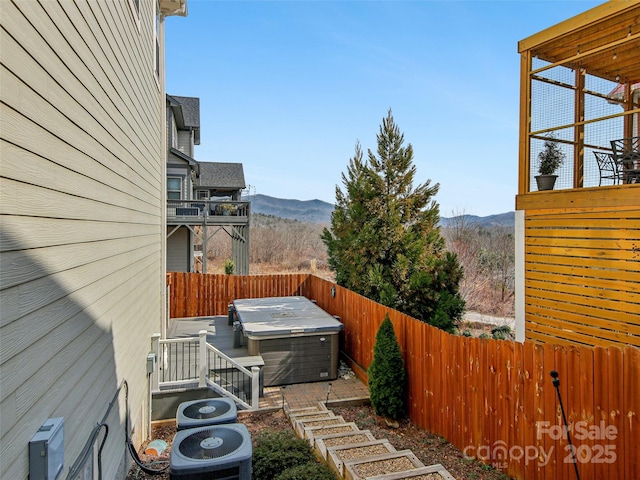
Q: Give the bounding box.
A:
[196,162,246,189]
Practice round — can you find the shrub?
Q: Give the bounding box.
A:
[275,462,338,480]
[368,315,406,420]
[252,430,316,480]
[223,258,234,275]
[538,134,565,175]
[491,325,512,340]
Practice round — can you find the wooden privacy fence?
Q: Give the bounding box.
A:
[167,272,309,318]
[167,272,640,480]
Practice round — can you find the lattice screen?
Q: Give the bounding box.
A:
[528,58,638,190]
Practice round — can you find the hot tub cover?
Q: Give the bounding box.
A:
[232,296,343,337]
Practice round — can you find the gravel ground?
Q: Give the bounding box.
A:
[126,406,512,480]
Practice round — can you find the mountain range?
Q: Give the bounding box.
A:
[247,194,514,228]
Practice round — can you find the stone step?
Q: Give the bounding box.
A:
[289,411,338,429]
[327,439,397,477]
[303,422,361,446]
[286,404,456,480]
[285,401,328,417]
[343,450,425,480]
[294,413,342,437]
[365,463,456,480]
[314,430,377,459]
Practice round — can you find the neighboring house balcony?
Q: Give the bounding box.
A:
[167,199,251,226]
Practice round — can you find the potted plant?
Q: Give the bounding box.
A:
[221,202,236,216]
[535,134,565,191]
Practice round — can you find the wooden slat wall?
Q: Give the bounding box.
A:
[523,208,640,348]
[168,272,640,479]
[1,1,164,478]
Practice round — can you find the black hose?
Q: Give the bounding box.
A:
[96,424,108,480]
[550,370,581,480]
[66,423,106,479]
[66,379,168,479]
[123,380,170,475]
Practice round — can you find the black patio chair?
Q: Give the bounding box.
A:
[593,151,620,186]
[611,136,640,183]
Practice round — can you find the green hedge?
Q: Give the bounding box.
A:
[252,430,337,480]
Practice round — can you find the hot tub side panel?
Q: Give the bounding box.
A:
[248,334,339,386]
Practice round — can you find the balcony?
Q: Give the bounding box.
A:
[167,199,250,226]
[517,2,639,203]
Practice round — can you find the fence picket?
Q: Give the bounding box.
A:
[608,346,625,480]
[593,346,609,480]
[578,345,594,480]
[624,346,640,480]
[554,342,570,480]
[510,341,524,478]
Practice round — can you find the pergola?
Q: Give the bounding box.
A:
[518,1,640,192]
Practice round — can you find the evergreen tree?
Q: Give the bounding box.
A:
[368,315,406,420]
[322,110,465,332]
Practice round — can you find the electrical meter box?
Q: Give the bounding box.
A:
[29,417,64,480]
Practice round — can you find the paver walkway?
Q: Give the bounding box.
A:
[260,375,370,409]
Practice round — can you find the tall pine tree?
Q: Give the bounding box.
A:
[322,110,464,332]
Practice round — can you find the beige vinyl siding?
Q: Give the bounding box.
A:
[167,227,191,272]
[0,0,165,478]
[167,163,190,198]
[177,129,192,155]
[170,113,179,149]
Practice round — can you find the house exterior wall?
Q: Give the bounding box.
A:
[0,1,173,478]
[167,226,192,272]
[177,129,192,155]
[168,109,179,150]
[167,160,193,198]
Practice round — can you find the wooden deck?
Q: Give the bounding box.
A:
[166,200,250,226]
[168,315,254,359]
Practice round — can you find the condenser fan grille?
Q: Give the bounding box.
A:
[176,398,238,430]
[178,427,245,459]
[183,400,232,420]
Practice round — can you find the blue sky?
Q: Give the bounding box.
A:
[165,0,602,217]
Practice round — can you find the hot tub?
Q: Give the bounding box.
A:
[232,296,343,386]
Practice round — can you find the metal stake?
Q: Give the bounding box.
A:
[281,386,286,411]
[325,383,332,406]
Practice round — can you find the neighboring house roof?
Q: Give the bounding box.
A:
[160,0,187,16]
[608,82,640,103]
[196,162,246,189]
[167,94,201,145]
[169,147,199,172]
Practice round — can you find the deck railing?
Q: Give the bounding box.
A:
[167,199,250,220]
[151,331,260,410]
